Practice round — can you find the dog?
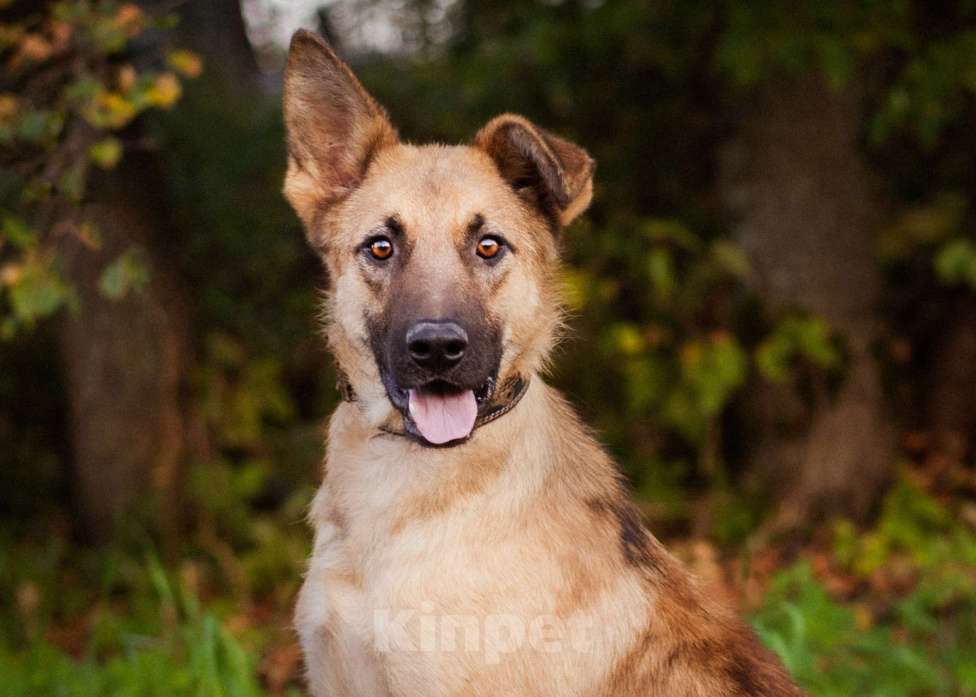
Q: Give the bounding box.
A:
[283,29,804,697]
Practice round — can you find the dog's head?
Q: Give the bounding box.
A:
[283,30,594,447]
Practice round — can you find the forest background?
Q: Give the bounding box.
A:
[3,1,976,694]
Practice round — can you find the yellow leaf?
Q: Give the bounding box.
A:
[0,92,19,123]
[12,33,53,67]
[82,90,137,129]
[167,49,203,79]
[117,64,136,93]
[113,3,143,37]
[0,263,21,286]
[146,73,182,109]
[47,19,73,51]
[88,137,123,169]
[102,92,137,125]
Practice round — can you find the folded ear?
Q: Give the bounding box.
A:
[283,29,398,233]
[474,114,594,228]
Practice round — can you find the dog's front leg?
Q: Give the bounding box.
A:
[296,569,391,696]
[296,519,391,697]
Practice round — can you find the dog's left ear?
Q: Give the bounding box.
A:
[474,114,594,228]
[283,29,398,233]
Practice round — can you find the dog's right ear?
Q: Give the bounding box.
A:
[283,30,398,235]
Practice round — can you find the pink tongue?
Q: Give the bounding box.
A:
[408,388,478,444]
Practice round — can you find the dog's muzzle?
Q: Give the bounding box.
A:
[337,371,530,448]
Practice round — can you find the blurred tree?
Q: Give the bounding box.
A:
[175,0,257,95]
[722,75,894,530]
[60,154,190,541]
[927,299,976,459]
[0,0,200,539]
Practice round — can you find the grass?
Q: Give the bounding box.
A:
[1,555,291,697]
[754,563,976,696]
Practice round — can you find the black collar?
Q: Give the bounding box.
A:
[336,373,531,440]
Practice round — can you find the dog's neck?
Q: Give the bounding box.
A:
[321,375,568,535]
[334,370,532,444]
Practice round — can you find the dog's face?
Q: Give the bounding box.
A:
[282,30,594,446]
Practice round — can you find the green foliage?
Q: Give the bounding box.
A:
[196,332,295,449]
[561,215,757,484]
[87,137,122,169]
[715,1,976,148]
[0,550,290,697]
[756,316,843,383]
[879,192,966,263]
[0,1,200,337]
[664,333,748,443]
[97,246,149,299]
[757,479,976,696]
[3,254,75,336]
[873,29,976,147]
[717,1,908,89]
[832,477,976,577]
[186,331,314,600]
[754,564,945,697]
[935,239,976,290]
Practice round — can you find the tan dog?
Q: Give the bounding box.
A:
[283,29,804,697]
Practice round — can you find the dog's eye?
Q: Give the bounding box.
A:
[367,237,394,260]
[476,236,503,260]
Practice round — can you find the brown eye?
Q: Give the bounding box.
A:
[368,237,393,260]
[476,236,502,259]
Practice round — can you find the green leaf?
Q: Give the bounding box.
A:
[15,109,62,144]
[709,240,751,278]
[934,238,976,288]
[609,322,645,356]
[7,261,73,324]
[58,160,87,203]
[639,219,702,251]
[664,334,748,443]
[756,316,842,382]
[756,333,793,382]
[794,317,841,368]
[98,247,150,299]
[87,137,123,169]
[63,77,102,104]
[1,216,34,250]
[647,248,675,304]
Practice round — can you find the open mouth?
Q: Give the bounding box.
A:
[384,376,497,446]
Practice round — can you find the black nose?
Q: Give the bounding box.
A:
[406,321,468,372]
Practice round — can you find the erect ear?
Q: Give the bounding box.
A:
[283,29,398,233]
[474,114,595,228]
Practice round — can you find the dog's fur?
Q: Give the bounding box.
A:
[284,29,804,697]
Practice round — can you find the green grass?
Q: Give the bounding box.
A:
[754,563,976,697]
[754,478,976,697]
[2,620,268,697]
[1,555,292,697]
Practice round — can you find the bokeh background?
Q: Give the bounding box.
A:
[3,1,976,694]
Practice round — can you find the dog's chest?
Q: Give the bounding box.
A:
[296,485,643,697]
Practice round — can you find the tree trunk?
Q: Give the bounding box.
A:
[722,75,895,531]
[60,156,189,541]
[57,0,258,542]
[175,0,258,95]
[927,298,976,463]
